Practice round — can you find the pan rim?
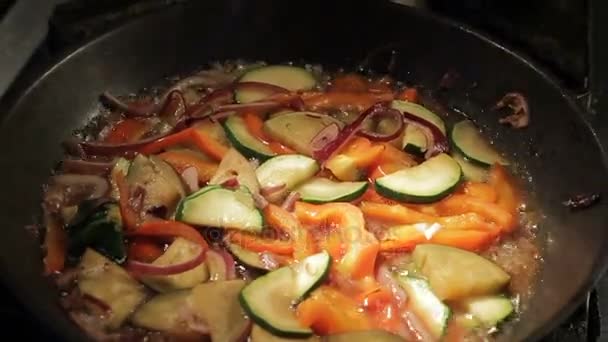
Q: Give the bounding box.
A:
[1,1,607,340]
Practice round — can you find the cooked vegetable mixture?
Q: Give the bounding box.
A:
[38,61,540,341]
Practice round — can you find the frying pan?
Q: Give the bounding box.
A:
[1,0,607,341]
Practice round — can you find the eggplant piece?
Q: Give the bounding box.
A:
[127,154,186,215]
[68,201,126,263]
[191,279,250,342]
[141,237,209,293]
[131,290,206,338]
[412,244,510,300]
[77,249,146,329]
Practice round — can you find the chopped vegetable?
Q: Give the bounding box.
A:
[158,149,218,184]
[256,154,319,202]
[236,65,317,103]
[209,147,261,194]
[451,120,509,167]
[412,244,510,300]
[563,192,601,210]
[78,249,146,328]
[224,115,276,161]
[192,280,250,342]
[325,137,384,181]
[295,177,368,203]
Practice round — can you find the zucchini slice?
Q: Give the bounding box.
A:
[452,150,488,182]
[295,177,368,203]
[236,65,317,103]
[396,275,450,340]
[451,120,509,167]
[375,153,462,203]
[461,295,514,327]
[264,112,343,156]
[223,115,276,161]
[240,251,331,337]
[256,154,319,202]
[226,242,276,271]
[390,100,446,155]
[210,148,260,194]
[176,185,263,232]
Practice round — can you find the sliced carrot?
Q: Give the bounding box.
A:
[43,213,67,274]
[227,230,294,255]
[329,74,369,92]
[264,204,315,259]
[104,119,150,143]
[158,150,218,183]
[268,141,296,154]
[128,238,164,262]
[396,87,418,103]
[462,181,498,203]
[489,164,521,232]
[437,194,514,230]
[297,286,373,335]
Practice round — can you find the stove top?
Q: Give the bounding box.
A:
[0,0,606,341]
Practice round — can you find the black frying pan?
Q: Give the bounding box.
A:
[1,1,607,341]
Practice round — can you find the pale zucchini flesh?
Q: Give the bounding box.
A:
[452,150,488,182]
[226,242,275,271]
[236,65,317,103]
[461,295,514,327]
[295,177,368,203]
[239,251,331,337]
[256,154,319,201]
[390,100,446,155]
[396,275,450,340]
[451,120,509,167]
[176,185,263,232]
[375,153,462,203]
[264,112,343,156]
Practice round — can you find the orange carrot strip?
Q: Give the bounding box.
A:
[115,171,140,231]
[489,164,521,232]
[132,220,209,249]
[138,128,193,155]
[189,129,228,161]
[264,204,315,260]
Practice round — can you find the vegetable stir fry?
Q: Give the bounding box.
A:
[38,62,539,341]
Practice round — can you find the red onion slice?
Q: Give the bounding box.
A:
[181,167,200,193]
[281,191,300,212]
[260,183,287,197]
[357,107,405,142]
[312,102,393,162]
[78,129,178,156]
[253,192,269,210]
[126,245,206,276]
[310,123,340,151]
[400,111,449,158]
[61,159,115,175]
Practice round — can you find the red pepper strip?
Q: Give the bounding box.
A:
[130,220,208,249]
[115,171,140,231]
[43,212,67,274]
[104,119,150,143]
[128,237,165,262]
[138,127,227,161]
[264,204,315,260]
[297,286,373,335]
[313,102,392,162]
[294,202,379,279]
[226,230,294,255]
[396,87,418,102]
